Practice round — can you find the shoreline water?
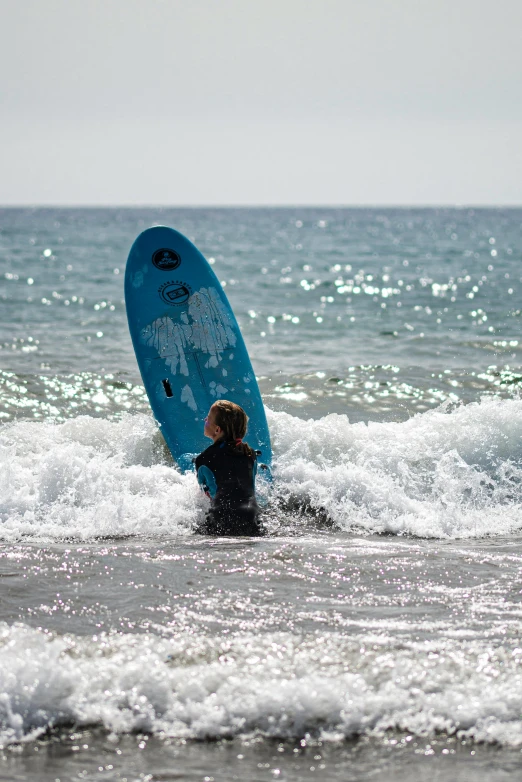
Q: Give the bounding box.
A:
[3,731,522,782]
[1,207,521,779]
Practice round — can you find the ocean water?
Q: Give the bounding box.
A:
[0,206,521,781]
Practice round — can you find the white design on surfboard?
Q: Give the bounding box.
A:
[180,384,197,411]
[209,381,228,398]
[140,287,237,379]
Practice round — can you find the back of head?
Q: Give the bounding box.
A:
[212,400,256,458]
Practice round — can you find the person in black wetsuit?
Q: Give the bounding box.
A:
[194,400,263,536]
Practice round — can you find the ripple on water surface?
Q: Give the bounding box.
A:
[1,537,522,750]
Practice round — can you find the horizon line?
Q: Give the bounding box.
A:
[1,203,521,210]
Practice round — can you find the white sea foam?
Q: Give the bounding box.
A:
[0,414,204,542]
[0,397,521,541]
[0,622,521,748]
[268,396,522,538]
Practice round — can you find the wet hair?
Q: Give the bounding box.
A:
[211,400,256,458]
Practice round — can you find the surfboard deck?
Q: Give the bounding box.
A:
[124,226,272,473]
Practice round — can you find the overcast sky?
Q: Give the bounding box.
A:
[1,0,521,205]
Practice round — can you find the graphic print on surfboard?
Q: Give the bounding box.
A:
[125,226,272,472]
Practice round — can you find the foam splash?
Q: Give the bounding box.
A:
[268,396,522,538]
[0,397,521,541]
[1,623,522,748]
[0,414,204,542]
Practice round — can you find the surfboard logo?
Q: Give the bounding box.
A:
[152,248,181,271]
[158,280,192,306]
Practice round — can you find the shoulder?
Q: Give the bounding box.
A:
[195,441,223,469]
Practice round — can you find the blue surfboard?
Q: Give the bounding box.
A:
[125,226,272,473]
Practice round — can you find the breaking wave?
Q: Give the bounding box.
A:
[1,396,521,541]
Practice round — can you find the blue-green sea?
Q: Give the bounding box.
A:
[1,207,521,781]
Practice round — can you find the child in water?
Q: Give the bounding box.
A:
[195,400,263,536]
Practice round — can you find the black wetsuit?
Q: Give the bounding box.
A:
[195,440,262,536]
